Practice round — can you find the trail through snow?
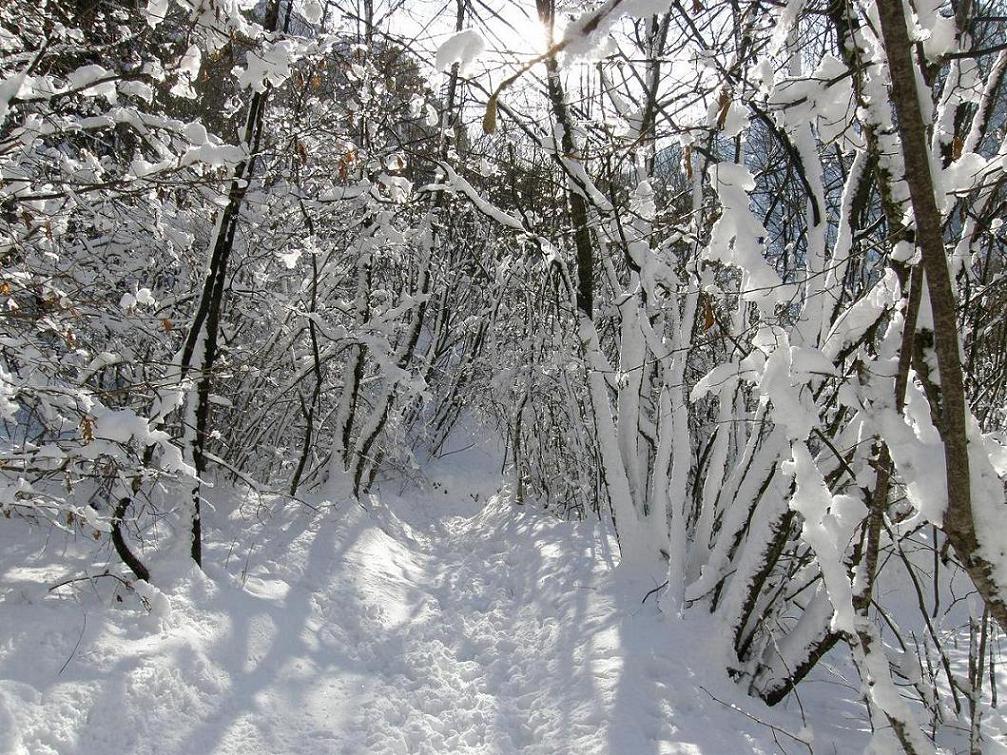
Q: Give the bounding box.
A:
[0,465,859,754]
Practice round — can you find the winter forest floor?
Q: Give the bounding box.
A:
[1,448,886,754]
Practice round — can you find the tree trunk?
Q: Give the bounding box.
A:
[180,0,280,565]
[875,0,1007,631]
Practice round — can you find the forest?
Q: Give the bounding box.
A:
[1,0,1007,751]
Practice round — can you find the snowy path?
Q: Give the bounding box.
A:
[0,486,843,754]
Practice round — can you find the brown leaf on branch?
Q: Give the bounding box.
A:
[703,296,716,332]
[716,89,732,130]
[483,94,498,134]
[80,416,95,444]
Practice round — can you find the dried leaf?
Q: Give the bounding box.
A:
[80,416,95,444]
[483,94,498,134]
[716,88,732,130]
[703,296,716,332]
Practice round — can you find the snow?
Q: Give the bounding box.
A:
[435,30,485,77]
[422,164,525,231]
[65,65,112,91]
[234,41,305,93]
[301,0,323,25]
[119,288,155,310]
[180,143,247,168]
[184,121,208,145]
[767,54,854,147]
[145,0,168,27]
[821,268,900,361]
[65,65,117,103]
[118,81,154,103]
[939,150,988,204]
[0,451,828,754]
[784,442,858,634]
[921,14,957,60]
[703,163,791,312]
[879,373,949,528]
[967,414,1007,606]
[720,100,748,139]
[168,47,201,98]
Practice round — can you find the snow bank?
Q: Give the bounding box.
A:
[1,473,849,754]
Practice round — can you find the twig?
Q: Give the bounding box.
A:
[699,686,814,753]
[48,571,133,593]
[58,608,86,675]
[642,580,669,605]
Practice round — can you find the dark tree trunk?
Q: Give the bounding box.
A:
[180,0,281,566]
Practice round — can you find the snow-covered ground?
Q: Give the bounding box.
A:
[1,452,866,754]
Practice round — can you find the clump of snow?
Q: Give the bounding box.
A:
[169,46,201,98]
[66,64,117,103]
[922,14,957,59]
[180,143,246,168]
[703,162,791,311]
[133,580,172,622]
[783,442,858,633]
[435,29,485,77]
[0,364,18,420]
[301,0,323,25]
[234,40,306,93]
[184,121,208,145]
[145,0,168,27]
[767,54,854,146]
[628,180,656,220]
[119,288,156,311]
[879,373,948,527]
[821,268,901,360]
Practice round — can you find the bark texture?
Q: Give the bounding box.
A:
[875,0,1007,632]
